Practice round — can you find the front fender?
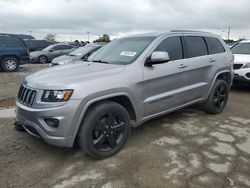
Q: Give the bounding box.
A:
[72,91,139,141]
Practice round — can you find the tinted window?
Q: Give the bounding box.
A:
[1,36,25,47]
[184,36,208,58]
[61,45,73,50]
[205,37,225,54]
[53,45,73,50]
[53,45,64,50]
[154,36,183,61]
[231,43,250,55]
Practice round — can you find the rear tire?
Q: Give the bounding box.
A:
[77,101,131,159]
[1,57,19,72]
[202,80,229,114]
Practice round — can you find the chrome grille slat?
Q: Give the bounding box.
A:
[22,88,28,103]
[17,85,37,106]
[25,90,32,104]
[18,85,23,98]
[20,87,26,100]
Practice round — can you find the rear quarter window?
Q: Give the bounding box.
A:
[0,36,25,47]
[184,36,208,58]
[205,37,225,54]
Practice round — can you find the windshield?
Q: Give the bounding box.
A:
[89,37,156,65]
[42,45,54,51]
[69,46,95,56]
[231,43,250,54]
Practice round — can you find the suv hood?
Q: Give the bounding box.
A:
[25,62,125,89]
[234,54,250,63]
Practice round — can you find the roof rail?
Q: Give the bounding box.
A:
[171,30,209,33]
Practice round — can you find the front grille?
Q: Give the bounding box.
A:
[17,85,37,106]
[234,64,243,70]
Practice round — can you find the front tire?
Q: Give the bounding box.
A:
[1,57,19,72]
[38,55,48,64]
[202,80,229,114]
[77,101,131,159]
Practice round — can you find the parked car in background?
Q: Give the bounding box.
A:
[30,44,76,64]
[50,43,104,66]
[16,31,233,159]
[24,40,53,52]
[0,34,30,72]
[231,40,250,83]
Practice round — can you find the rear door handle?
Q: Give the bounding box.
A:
[209,58,216,62]
[178,64,188,68]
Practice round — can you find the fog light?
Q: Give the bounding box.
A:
[45,118,59,128]
[246,73,250,78]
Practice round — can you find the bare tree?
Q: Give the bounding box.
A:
[44,33,56,43]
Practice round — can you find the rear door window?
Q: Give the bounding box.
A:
[53,45,64,50]
[154,36,183,61]
[184,36,208,58]
[53,45,73,50]
[205,37,225,54]
[1,36,25,47]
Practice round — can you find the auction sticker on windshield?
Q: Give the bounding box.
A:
[120,51,137,57]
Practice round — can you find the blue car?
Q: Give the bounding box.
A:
[0,34,30,72]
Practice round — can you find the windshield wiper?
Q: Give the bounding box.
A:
[92,60,109,64]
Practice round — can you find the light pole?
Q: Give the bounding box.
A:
[221,31,225,39]
[86,31,90,42]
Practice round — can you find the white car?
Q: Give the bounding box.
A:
[231,40,250,83]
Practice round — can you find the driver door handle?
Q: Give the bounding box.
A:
[178,64,188,69]
[209,58,216,62]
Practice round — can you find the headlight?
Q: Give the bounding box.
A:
[58,59,73,65]
[242,63,250,69]
[41,90,73,102]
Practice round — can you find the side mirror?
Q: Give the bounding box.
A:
[145,51,170,66]
[49,49,54,52]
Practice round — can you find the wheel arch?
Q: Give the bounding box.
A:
[216,72,232,85]
[206,70,232,99]
[1,54,20,63]
[72,93,138,143]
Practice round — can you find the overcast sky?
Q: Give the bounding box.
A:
[0,0,250,41]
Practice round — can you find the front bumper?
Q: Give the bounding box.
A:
[15,99,82,147]
[234,75,250,83]
[30,57,38,63]
[234,69,250,83]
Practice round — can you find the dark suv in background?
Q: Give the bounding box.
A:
[24,40,53,52]
[0,34,30,72]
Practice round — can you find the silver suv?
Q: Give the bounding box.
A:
[16,31,234,159]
